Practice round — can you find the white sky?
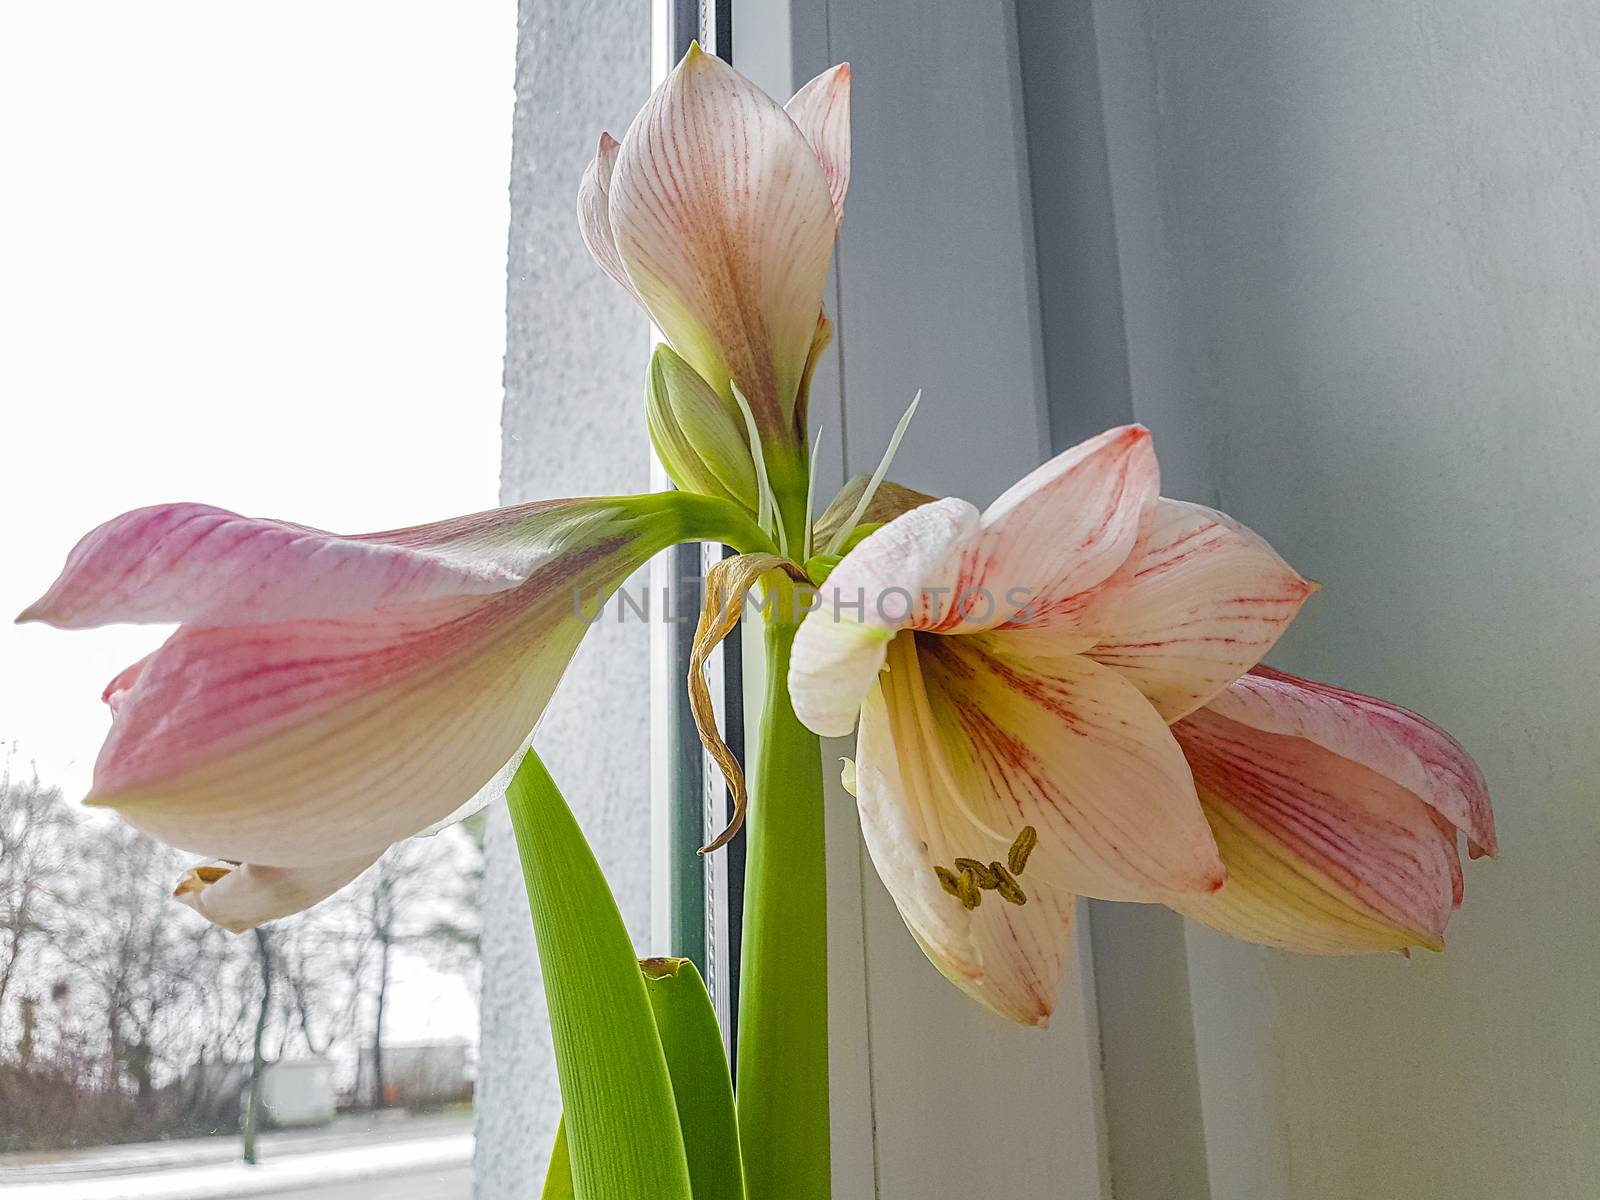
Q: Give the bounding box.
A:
[0,1,515,1043]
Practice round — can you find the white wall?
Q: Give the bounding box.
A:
[1084,2,1600,1196]
[476,2,654,1196]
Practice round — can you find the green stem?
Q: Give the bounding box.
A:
[623,491,780,558]
[737,604,830,1199]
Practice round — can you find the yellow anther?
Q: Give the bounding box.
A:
[934,865,962,898]
[1008,825,1039,876]
[989,861,1027,906]
[953,857,999,889]
[956,866,983,910]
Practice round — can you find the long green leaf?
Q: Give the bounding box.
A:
[507,751,693,1200]
[541,1119,572,1200]
[643,958,746,1199]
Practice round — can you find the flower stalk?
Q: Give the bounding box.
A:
[737,583,831,1200]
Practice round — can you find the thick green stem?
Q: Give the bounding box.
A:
[737,607,830,1199]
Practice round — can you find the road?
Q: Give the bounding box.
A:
[0,1125,473,1199]
[269,1164,471,1199]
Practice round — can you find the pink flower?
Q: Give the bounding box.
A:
[20,493,724,929]
[579,46,849,500]
[788,426,1491,1024]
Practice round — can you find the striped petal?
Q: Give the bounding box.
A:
[576,131,639,302]
[854,678,1078,1026]
[174,853,379,933]
[1172,704,1459,953]
[1086,500,1315,721]
[16,499,606,629]
[910,631,1224,902]
[83,500,679,867]
[938,425,1158,634]
[609,45,837,437]
[789,498,979,737]
[1205,666,1496,857]
[785,64,851,229]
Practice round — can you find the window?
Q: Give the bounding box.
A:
[0,5,512,1194]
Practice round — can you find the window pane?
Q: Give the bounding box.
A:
[0,4,512,1193]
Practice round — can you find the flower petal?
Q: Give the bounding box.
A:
[1205,666,1495,857]
[609,45,836,433]
[912,631,1225,901]
[1086,499,1314,721]
[1171,705,1458,953]
[789,498,979,737]
[576,131,639,302]
[174,853,379,933]
[854,679,1077,1025]
[939,425,1158,634]
[103,653,155,717]
[16,499,607,629]
[785,64,851,229]
[87,505,667,867]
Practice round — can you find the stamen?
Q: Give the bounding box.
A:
[989,861,1027,906]
[953,857,999,890]
[1008,825,1039,876]
[956,866,983,911]
[934,865,962,898]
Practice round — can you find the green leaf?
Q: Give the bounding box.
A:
[541,1119,573,1200]
[642,958,746,1200]
[507,751,693,1200]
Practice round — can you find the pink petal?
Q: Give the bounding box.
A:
[785,64,851,230]
[853,679,1078,1026]
[103,653,155,718]
[914,631,1224,901]
[1172,705,1459,953]
[609,45,837,435]
[1086,499,1314,721]
[1205,666,1496,857]
[942,425,1159,634]
[576,132,639,301]
[15,499,596,630]
[85,504,663,867]
[174,853,379,933]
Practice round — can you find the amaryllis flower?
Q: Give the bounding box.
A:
[790,425,1370,1023]
[19,492,742,930]
[579,44,850,503]
[1170,666,1495,954]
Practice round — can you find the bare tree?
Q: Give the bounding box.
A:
[347,828,482,1109]
[0,768,73,1031]
[241,928,272,1165]
[54,821,212,1098]
[0,767,485,1149]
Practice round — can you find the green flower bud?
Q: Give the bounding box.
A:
[646,345,761,512]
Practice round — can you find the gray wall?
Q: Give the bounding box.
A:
[476,1,652,1195]
[1059,1,1600,1196]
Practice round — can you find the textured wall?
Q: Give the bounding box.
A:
[475,1,651,1195]
[1087,2,1600,1196]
